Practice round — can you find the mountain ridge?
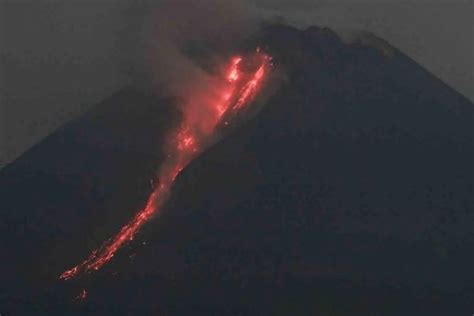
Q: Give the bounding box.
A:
[1,24,473,314]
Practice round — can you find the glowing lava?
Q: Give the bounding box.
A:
[60,50,272,281]
[76,289,88,301]
[227,57,242,83]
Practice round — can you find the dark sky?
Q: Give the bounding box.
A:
[1,0,472,168]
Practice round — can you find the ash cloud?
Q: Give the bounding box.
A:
[129,0,259,97]
[126,0,265,144]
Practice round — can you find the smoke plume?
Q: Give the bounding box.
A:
[126,0,263,144]
[59,0,276,280]
[132,1,257,91]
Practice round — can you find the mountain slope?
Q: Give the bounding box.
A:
[1,25,473,315]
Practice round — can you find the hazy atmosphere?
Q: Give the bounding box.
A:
[1,0,472,167]
[1,1,473,314]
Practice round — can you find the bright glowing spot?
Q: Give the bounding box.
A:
[76,289,88,301]
[223,92,232,100]
[228,69,239,82]
[227,56,242,83]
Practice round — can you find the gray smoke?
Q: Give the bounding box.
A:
[126,0,260,96]
[0,0,263,168]
[120,0,267,144]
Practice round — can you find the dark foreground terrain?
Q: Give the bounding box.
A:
[1,25,473,315]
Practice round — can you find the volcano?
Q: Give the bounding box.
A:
[1,25,473,315]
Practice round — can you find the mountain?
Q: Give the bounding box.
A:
[1,25,473,315]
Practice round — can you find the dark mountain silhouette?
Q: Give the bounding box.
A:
[1,25,473,315]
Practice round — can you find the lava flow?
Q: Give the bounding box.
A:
[60,50,272,281]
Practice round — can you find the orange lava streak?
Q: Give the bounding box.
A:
[60,186,167,280]
[60,51,272,281]
[176,128,198,153]
[233,63,266,111]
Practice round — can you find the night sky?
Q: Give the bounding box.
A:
[0,0,472,168]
